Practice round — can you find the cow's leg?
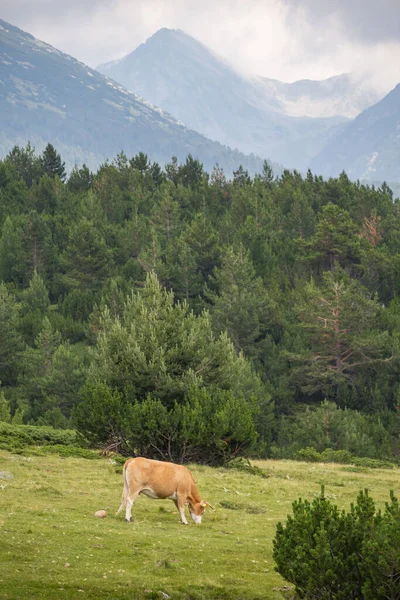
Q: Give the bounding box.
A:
[175,496,189,525]
[125,490,140,522]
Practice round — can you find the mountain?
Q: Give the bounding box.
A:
[254,73,381,119]
[311,83,400,182]
[97,28,349,170]
[0,20,266,175]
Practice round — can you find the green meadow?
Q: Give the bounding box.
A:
[1,450,399,600]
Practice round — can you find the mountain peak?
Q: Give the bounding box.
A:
[133,26,219,64]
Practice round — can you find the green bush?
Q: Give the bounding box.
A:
[352,456,395,469]
[39,444,100,459]
[0,421,87,452]
[275,401,392,460]
[273,487,400,599]
[291,447,395,469]
[73,382,258,465]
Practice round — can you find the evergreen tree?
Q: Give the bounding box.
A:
[60,218,114,291]
[67,164,93,193]
[19,270,50,344]
[291,270,393,402]
[260,160,275,188]
[6,142,44,187]
[90,271,265,407]
[206,246,276,361]
[179,154,204,189]
[0,285,24,386]
[0,390,11,423]
[301,203,366,274]
[40,143,66,181]
[167,237,203,302]
[130,152,150,174]
[0,212,53,285]
[182,214,220,282]
[17,317,62,420]
[233,165,251,187]
[150,183,181,244]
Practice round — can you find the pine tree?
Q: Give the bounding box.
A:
[40,143,66,181]
[301,203,365,273]
[20,270,50,344]
[179,154,204,189]
[260,160,275,188]
[90,271,265,407]
[130,152,150,174]
[67,164,93,193]
[0,390,11,423]
[60,218,114,291]
[205,245,276,360]
[0,212,53,285]
[291,270,392,400]
[0,285,24,386]
[6,142,44,187]
[182,214,220,282]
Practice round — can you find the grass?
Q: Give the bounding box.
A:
[0,450,399,600]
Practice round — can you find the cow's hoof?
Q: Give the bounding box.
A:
[125,517,133,523]
[181,522,189,525]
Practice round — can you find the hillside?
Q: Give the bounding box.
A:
[311,83,400,182]
[0,19,265,175]
[97,28,348,169]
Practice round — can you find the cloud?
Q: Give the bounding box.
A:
[1,0,399,93]
[282,0,400,44]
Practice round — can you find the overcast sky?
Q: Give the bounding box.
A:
[1,0,399,93]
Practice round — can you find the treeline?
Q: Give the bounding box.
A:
[0,142,399,463]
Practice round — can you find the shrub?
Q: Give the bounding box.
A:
[352,456,395,469]
[361,491,400,600]
[225,456,269,478]
[73,382,258,465]
[39,444,100,459]
[275,400,392,460]
[292,447,395,469]
[273,487,400,600]
[0,421,86,452]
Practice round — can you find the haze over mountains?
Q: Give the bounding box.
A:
[311,83,400,182]
[98,28,356,170]
[98,28,400,182]
[0,19,265,175]
[0,18,399,183]
[254,73,380,120]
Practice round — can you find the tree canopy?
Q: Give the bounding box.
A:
[0,143,400,462]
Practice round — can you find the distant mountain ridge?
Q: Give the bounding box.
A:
[97,28,351,170]
[311,83,400,182]
[254,73,381,119]
[0,19,268,175]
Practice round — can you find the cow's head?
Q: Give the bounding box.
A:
[189,500,214,524]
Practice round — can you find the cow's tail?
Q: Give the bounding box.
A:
[115,460,129,516]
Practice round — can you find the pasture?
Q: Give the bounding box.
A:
[0,449,399,600]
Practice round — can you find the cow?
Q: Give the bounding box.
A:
[116,457,213,524]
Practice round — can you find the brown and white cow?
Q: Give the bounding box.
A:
[116,457,212,524]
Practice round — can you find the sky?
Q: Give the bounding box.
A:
[1,0,399,93]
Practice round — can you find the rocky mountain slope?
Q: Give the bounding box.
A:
[0,20,266,175]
